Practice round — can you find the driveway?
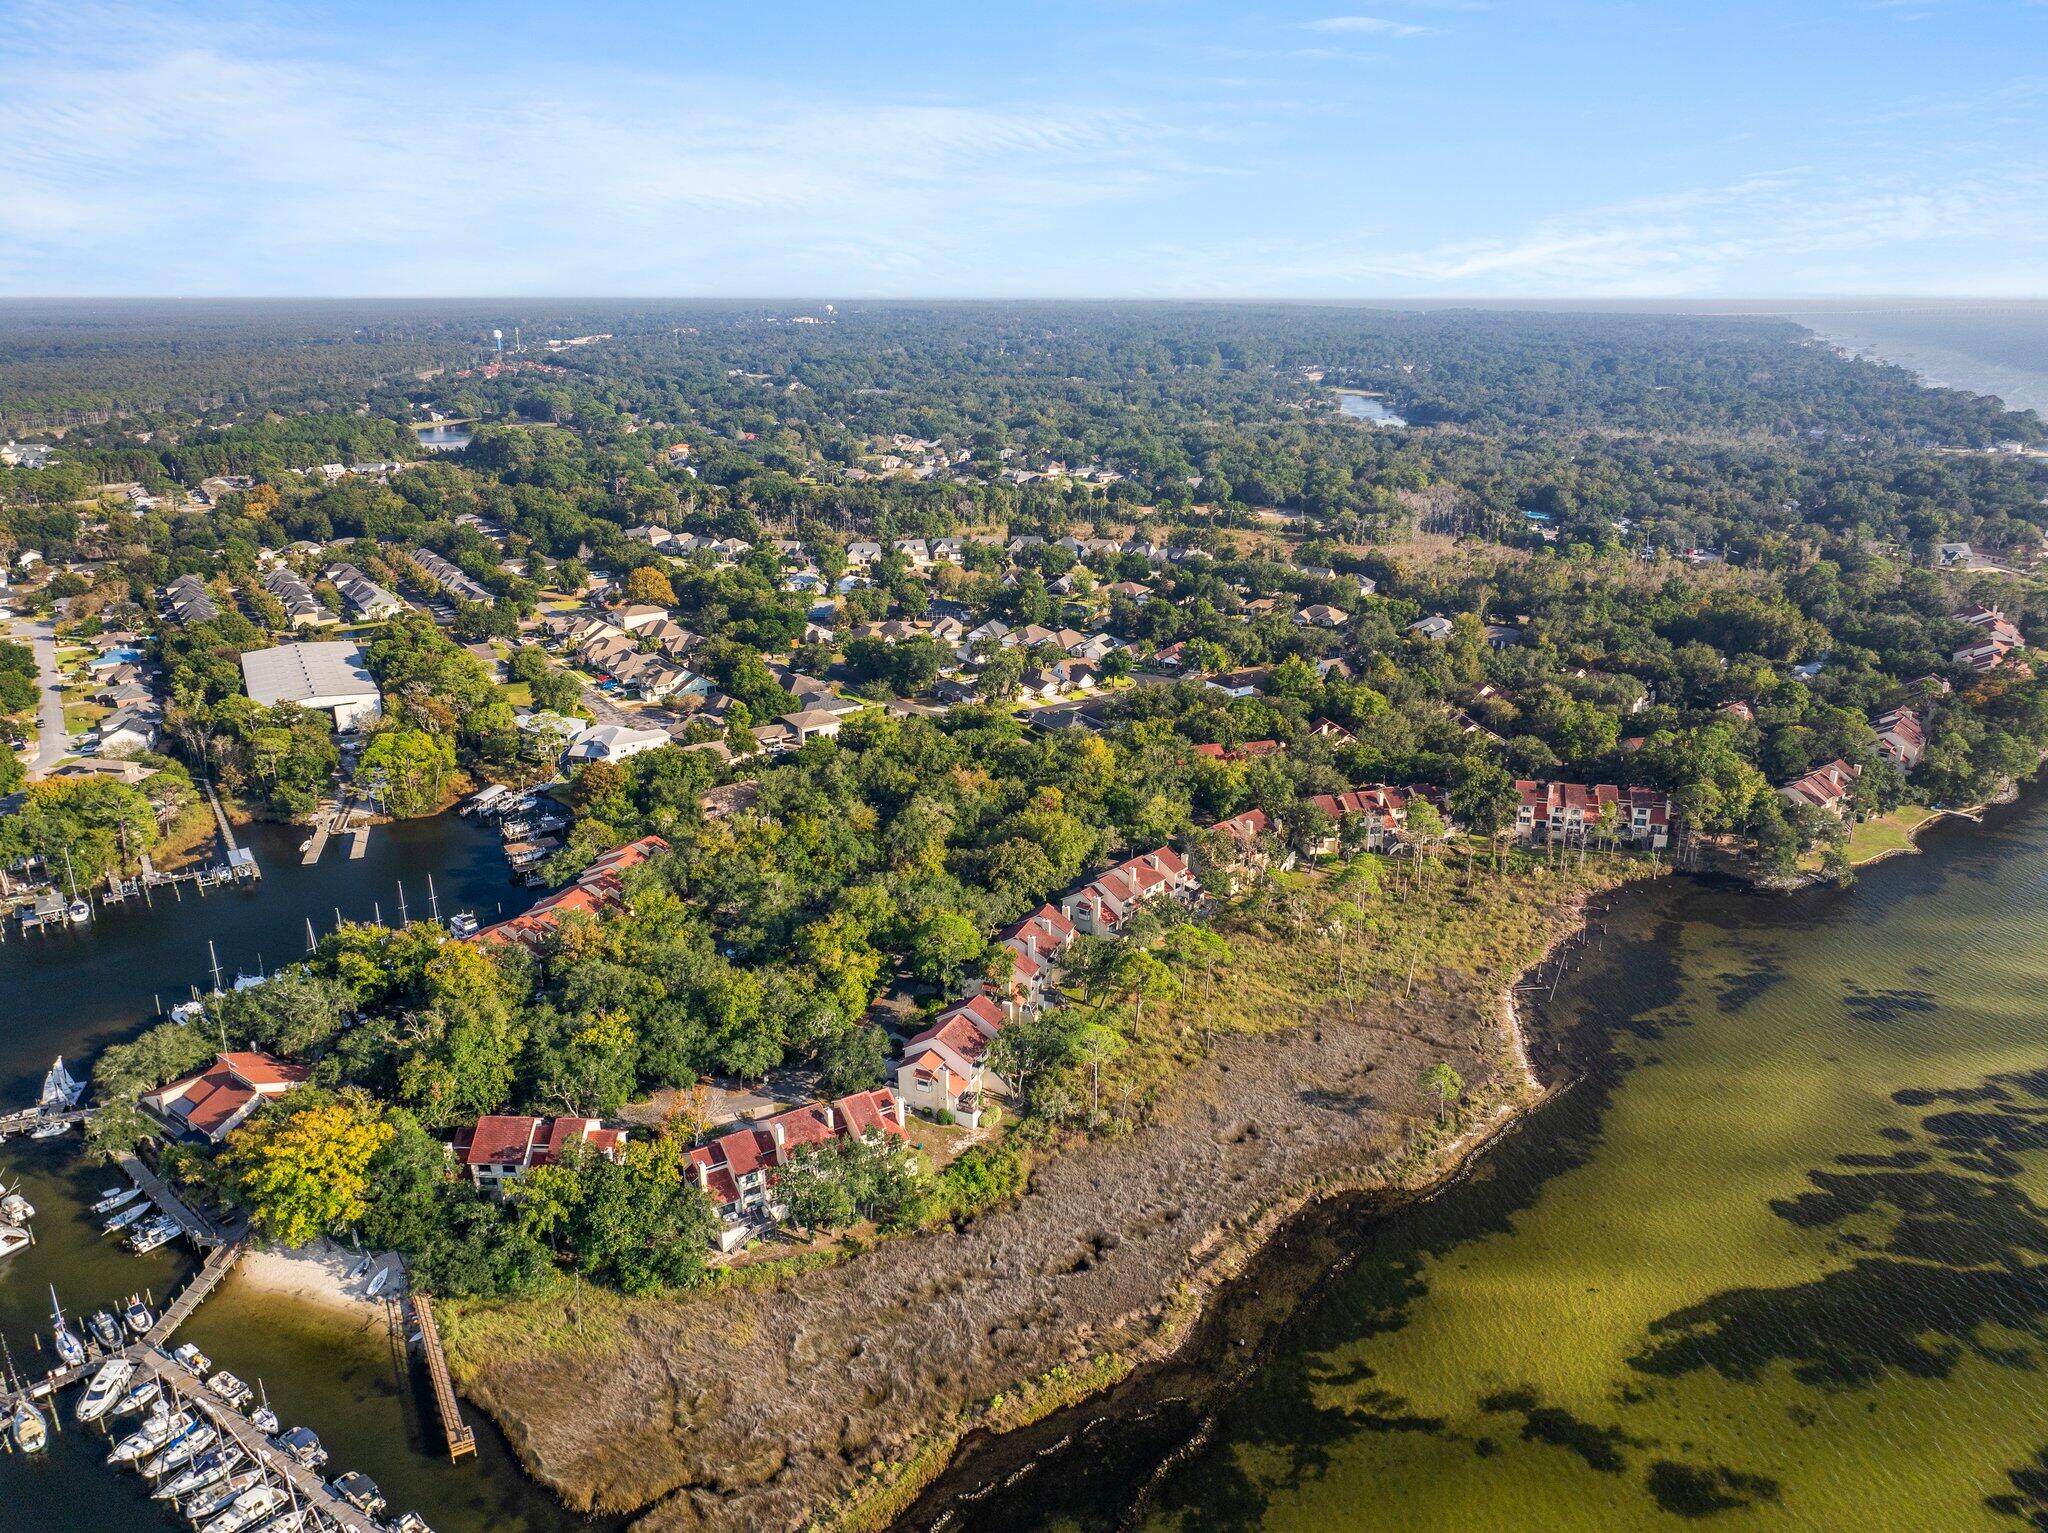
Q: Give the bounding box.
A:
[10,617,67,778]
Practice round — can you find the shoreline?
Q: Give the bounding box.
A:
[443,865,1641,1533]
[870,889,1614,1532]
[231,1237,405,1318]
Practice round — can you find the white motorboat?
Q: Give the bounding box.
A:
[331,1469,385,1515]
[125,1293,155,1333]
[93,1185,143,1215]
[273,1424,326,1467]
[29,1116,72,1139]
[10,1397,47,1454]
[130,1215,181,1253]
[88,1308,123,1349]
[110,1407,187,1464]
[169,998,207,1024]
[105,1199,154,1233]
[50,1287,86,1369]
[76,1356,137,1423]
[390,1514,438,1533]
[206,1370,254,1408]
[246,1510,308,1533]
[65,897,91,924]
[183,1467,263,1522]
[113,1373,162,1415]
[0,1224,30,1258]
[172,1342,213,1375]
[199,1483,288,1533]
[1,1185,36,1222]
[41,1055,85,1108]
[447,911,479,937]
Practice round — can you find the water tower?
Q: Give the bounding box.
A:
[492,328,504,360]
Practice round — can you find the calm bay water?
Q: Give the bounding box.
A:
[1781,301,2048,419]
[0,814,609,1532]
[911,795,2048,1530]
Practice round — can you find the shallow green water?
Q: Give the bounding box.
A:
[1131,801,2048,1530]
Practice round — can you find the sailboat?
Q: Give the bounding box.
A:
[50,1285,86,1369]
[40,1055,84,1110]
[9,1395,47,1454]
[3,1340,45,1454]
[248,1378,278,1436]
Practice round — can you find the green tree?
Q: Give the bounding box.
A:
[224,1094,396,1247]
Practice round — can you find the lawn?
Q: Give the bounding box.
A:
[63,700,108,733]
[1844,804,1939,866]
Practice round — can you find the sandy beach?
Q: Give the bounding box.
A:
[234,1237,405,1316]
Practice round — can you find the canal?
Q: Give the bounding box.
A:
[902,795,2048,1530]
[0,813,611,1531]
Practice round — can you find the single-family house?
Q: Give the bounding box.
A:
[142,1051,311,1144]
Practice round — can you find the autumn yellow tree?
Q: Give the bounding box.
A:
[224,1094,395,1247]
[623,565,677,608]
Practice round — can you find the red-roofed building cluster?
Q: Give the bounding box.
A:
[1059,846,1197,937]
[1306,786,1418,855]
[684,1088,907,1251]
[469,834,668,948]
[141,1051,311,1143]
[1953,605,2026,674]
[1514,781,1671,848]
[451,1115,628,1193]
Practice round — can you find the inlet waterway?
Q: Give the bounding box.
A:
[0,813,612,1532]
[904,795,2048,1531]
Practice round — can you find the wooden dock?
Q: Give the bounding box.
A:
[202,780,260,880]
[0,1105,87,1137]
[148,1240,246,1345]
[409,1292,475,1460]
[115,1152,231,1248]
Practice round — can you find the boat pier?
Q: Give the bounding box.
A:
[114,1152,234,1249]
[408,1294,474,1461]
[202,781,260,882]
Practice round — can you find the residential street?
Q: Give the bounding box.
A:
[11,616,68,778]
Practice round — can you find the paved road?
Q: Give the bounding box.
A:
[11,617,68,778]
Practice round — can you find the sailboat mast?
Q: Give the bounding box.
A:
[427,873,441,923]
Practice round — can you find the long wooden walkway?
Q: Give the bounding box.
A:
[409,1292,475,1459]
[147,1241,246,1346]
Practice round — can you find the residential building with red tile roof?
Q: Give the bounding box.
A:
[1873,706,1927,771]
[1306,787,1414,854]
[896,993,1011,1128]
[451,1114,628,1193]
[470,834,667,948]
[1058,847,1195,936]
[141,1051,311,1143]
[684,1088,906,1251]
[1780,759,1861,815]
[1514,781,1671,848]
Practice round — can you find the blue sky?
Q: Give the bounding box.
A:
[1,0,2044,296]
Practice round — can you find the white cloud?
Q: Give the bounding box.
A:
[0,1,1194,293]
[1300,14,1432,35]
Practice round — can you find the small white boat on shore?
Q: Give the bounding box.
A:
[76,1356,136,1423]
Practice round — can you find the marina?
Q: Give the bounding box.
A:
[0,812,602,1533]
